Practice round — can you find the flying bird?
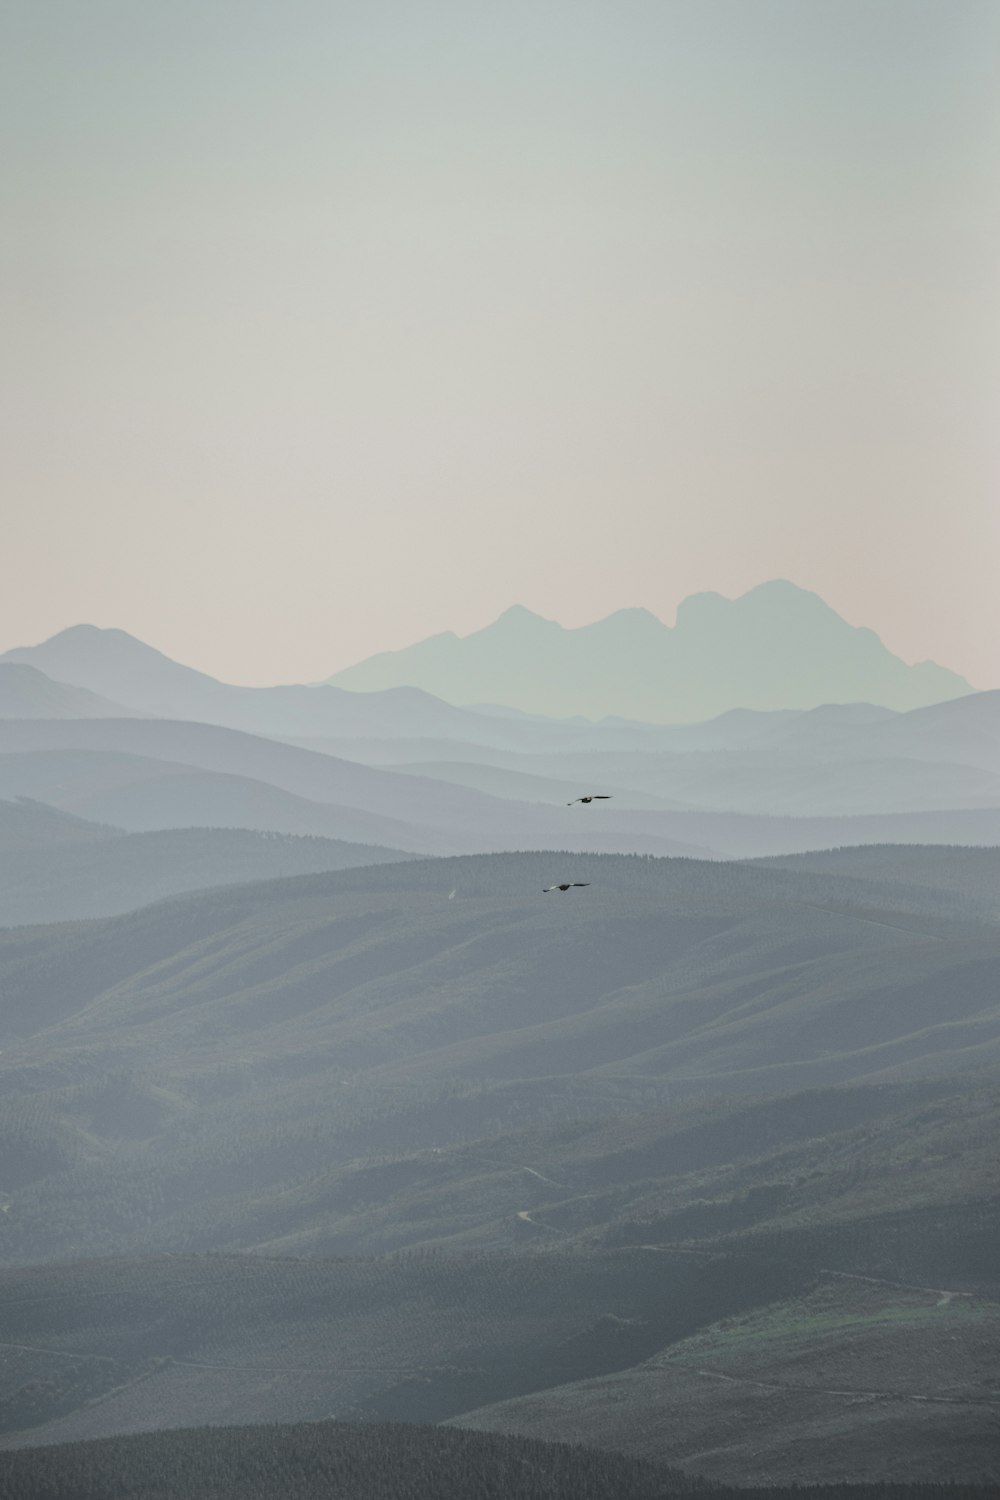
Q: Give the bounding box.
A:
[543,883,590,893]
[567,795,612,806]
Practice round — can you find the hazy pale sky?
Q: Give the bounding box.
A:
[3,1,998,687]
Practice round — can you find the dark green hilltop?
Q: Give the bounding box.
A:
[1,1423,995,1500]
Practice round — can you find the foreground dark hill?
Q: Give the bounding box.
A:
[0,799,413,926]
[0,1242,996,1485]
[0,1248,797,1450]
[0,1424,695,1500]
[1,1426,993,1500]
[452,1271,1000,1485]
[0,1243,995,1483]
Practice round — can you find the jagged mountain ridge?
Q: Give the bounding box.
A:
[4,582,973,733]
[327,582,972,721]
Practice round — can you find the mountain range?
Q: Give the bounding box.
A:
[2,615,998,862]
[3,582,975,732]
[0,595,998,1490]
[326,582,973,721]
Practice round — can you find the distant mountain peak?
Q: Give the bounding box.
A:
[20,623,195,671]
[327,582,973,722]
[489,605,560,630]
[676,580,833,621]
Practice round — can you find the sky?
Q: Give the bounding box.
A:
[3,1,998,688]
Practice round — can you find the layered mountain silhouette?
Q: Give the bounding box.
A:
[0,626,531,744]
[1,601,997,1492]
[2,583,973,734]
[0,662,134,720]
[1,607,994,858]
[326,582,972,721]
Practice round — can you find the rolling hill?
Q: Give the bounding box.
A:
[0,847,996,1482]
[0,798,413,926]
[0,1423,719,1500]
[450,1273,1000,1486]
[2,714,998,859]
[1,847,998,1268]
[0,750,427,851]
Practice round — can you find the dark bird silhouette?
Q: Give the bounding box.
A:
[567,795,612,806]
[543,883,590,893]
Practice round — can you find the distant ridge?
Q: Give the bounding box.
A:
[0,627,532,742]
[326,582,972,722]
[0,661,134,720]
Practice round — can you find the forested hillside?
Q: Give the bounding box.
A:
[1,849,998,1266]
[0,847,996,1480]
[2,1421,994,1500]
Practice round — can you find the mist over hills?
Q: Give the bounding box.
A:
[1,606,997,1489]
[2,615,999,857]
[327,582,972,721]
[0,721,707,859]
[2,693,999,861]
